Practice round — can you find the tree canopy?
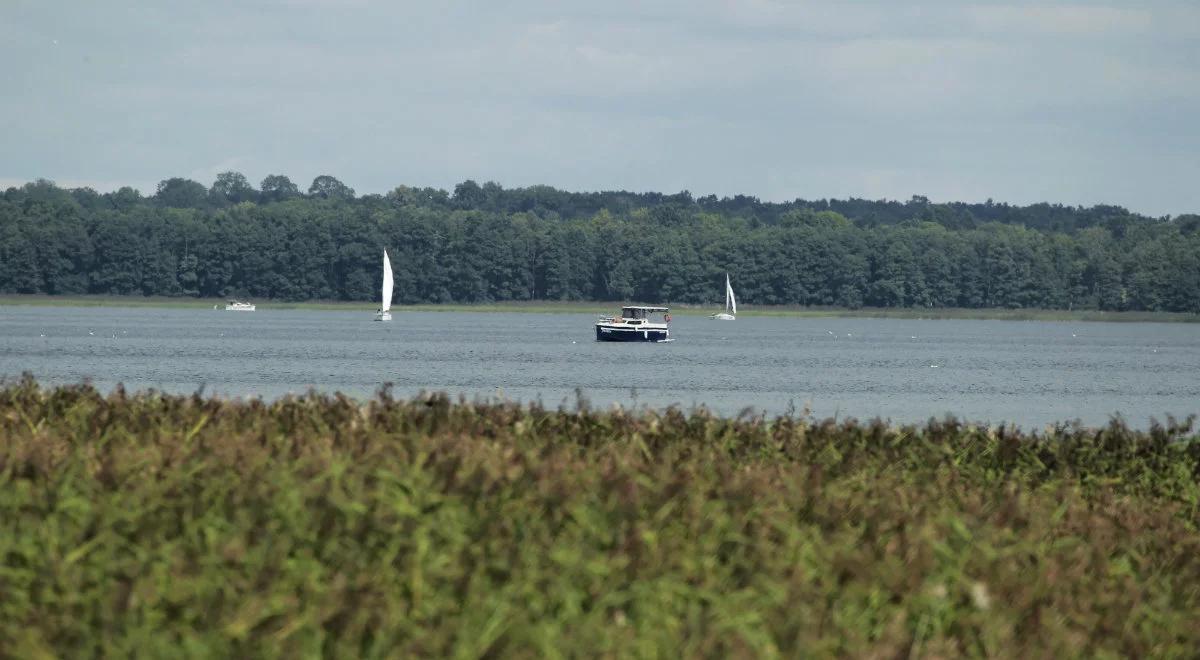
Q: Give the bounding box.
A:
[1,175,1197,311]
[153,178,207,209]
[209,171,255,206]
[307,175,354,200]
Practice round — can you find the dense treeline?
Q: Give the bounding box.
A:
[2,174,1198,310]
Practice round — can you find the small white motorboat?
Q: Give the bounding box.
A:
[225,300,256,311]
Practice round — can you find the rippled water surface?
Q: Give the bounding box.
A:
[2,306,1197,428]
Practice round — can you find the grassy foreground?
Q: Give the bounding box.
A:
[2,380,1200,657]
[3,294,1198,321]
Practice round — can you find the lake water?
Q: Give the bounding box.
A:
[1,306,1197,429]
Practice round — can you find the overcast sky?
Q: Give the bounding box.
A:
[3,0,1198,216]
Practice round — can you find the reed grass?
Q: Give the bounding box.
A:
[2,376,1199,657]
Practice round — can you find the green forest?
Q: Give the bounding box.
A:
[2,174,1198,311]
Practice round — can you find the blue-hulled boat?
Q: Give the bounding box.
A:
[595,306,671,342]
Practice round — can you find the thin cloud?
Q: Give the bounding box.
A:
[966,6,1153,36]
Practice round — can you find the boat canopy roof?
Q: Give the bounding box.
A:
[621,306,669,318]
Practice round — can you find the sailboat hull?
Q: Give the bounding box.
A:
[375,312,392,322]
[711,313,735,320]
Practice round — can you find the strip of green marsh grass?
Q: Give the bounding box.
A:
[3,294,1198,321]
[0,295,599,313]
[3,378,1200,656]
[763,306,1200,323]
[0,294,376,311]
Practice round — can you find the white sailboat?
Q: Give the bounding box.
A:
[375,250,393,321]
[712,273,736,320]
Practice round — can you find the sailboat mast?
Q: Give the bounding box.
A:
[725,273,731,313]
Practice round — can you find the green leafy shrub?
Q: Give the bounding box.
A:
[2,376,1198,657]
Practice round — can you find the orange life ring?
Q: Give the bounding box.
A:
[664,313,672,323]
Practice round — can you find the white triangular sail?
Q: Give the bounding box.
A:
[381,250,394,312]
[726,273,737,315]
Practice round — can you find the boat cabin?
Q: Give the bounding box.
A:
[622,306,668,318]
[598,305,671,325]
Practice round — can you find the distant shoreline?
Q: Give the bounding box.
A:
[3,294,1197,323]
